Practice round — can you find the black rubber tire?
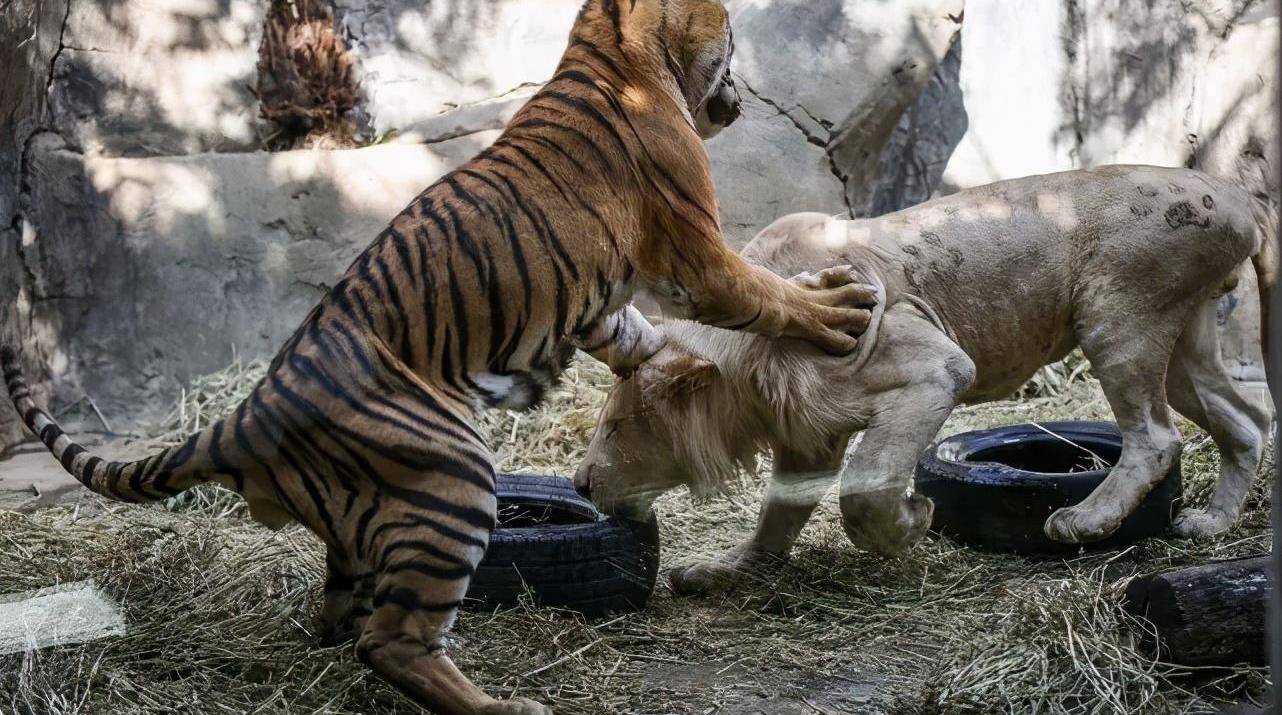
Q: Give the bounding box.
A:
[464,473,660,618]
[915,421,1183,555]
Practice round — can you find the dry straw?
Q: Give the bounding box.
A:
[0,355,1271,714]
[254,0,361,149]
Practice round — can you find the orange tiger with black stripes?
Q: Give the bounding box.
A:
[1,1,874,712]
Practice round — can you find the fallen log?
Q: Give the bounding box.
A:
[1123,555,1271,667]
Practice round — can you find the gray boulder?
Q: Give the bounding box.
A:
[710,0,964,239]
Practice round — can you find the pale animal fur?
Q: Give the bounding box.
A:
[576,165,1275,595]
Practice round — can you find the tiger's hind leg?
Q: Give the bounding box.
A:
[357,496,550,715]
[296,334,548,712]
[318,547,373,646]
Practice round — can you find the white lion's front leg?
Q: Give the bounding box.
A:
[667,545,777,596]
[670,446,841,596]
[837,307,973,556]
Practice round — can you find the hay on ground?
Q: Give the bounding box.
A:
[0,354,1272,714]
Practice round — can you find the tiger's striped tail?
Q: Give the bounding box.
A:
[2,346,222,503]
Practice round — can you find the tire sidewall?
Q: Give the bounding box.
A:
[915,421,1182,554]
[467,474,660,617]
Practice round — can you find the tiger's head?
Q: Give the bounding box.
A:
[663,0,742,138]
[576,0,742,138]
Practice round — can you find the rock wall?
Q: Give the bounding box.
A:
[50,0,265,157]
[942,0,1277,191]
[22,134,499,424]
[1,0,69,447]
[5,0,1271,446]
[0,0,964,446]
[940,0,1278,382]
[335,0,584,139]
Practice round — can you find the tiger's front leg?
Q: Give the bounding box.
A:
[670,445,841,596]
[573,305,664,377]
[655,246,877,355]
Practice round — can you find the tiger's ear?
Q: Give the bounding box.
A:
[678,4,725,59]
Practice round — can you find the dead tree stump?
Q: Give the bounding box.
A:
[1123,555,1272,666]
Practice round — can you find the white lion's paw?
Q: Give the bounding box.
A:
[900,492,934,546]
[1044,505,1121,544]
[841,492,933,557]
[668,560,745,596]
[480,697,552,715]
[1172,508,1231,539]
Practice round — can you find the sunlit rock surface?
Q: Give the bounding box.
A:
[941,0,1278,388]
[2,0,1274,444]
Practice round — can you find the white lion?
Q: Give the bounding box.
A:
[574,165,1273,594]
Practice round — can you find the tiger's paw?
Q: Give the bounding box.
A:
[789,265,877,308]
[786,265,877,355]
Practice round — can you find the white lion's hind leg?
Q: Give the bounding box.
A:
[1171,508,1234,538]
[1045,304,1188,544]
[1166,302,1270,538]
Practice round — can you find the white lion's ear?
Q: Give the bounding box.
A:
[657,356,719,399]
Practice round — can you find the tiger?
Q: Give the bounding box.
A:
[1,1,876,713]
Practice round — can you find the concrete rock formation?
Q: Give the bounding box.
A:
[1,0,1275,447]
[707,0,964,234]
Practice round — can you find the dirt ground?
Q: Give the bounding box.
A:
[0,357,1272,714]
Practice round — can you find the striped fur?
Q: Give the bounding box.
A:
[2,346,210,504]
[1,2,872,712]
